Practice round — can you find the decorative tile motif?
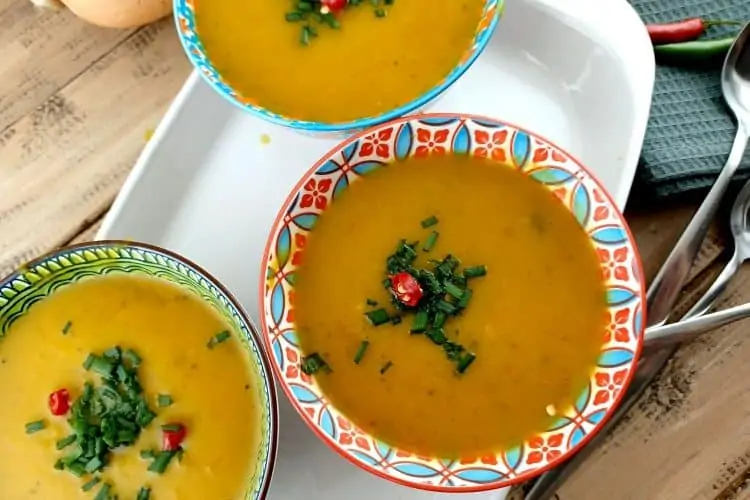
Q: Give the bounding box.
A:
[173,0,503,134]
[0,242,277,500]
[260,114,646,492]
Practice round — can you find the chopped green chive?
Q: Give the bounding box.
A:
[353,340,370,364]
[157,394,173,408]
[87,356,115,377]
[433,311,447,328]
[366,298,378,307]
[457,288,473,309]
[426,328,447,346]
[103,346,122,361]
[56,434,77,450]
[444,281,464,300]
[380,361,393,374]
[421,216,438,228]
[82,354,96,370]
[207,330,232,349]
[148,450,177,474]
[443,341,464,361]
[25,420,45,434]
[285,11,304,21]
[137,486,152,500]
[300,352,331,375]
[67,461,86,477]
[422,231,439,252]
[436,301,457,315]
[54,458,65,470]
[124,349,142,367]
[463,265,487,278]
[410,310,429,333]
[85,456,103,473]
[457,352,476,374]
[140,449,157,460]
[365,308,390,326]
[82,477,100,492]
[62,320,72,335]
[297,1,313,11]
[374,8,386,17]
[94,483,111,500]
[390,315,402,325]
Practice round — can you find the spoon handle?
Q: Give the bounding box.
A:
[683,247,741,319]
[646,126,748,328]
[643,300,750,349]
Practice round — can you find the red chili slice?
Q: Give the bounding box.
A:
[321,0,347,13]
[48,389,70,416]
[162,424,187,451]
[390,272,424,307]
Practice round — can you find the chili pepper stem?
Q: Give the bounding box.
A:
[703,19,744,27]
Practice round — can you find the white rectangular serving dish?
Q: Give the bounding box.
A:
[97,0,654,498]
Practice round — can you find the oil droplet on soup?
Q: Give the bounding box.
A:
[293,155,608,458]
[193,0,486,122]
[0,275,261,499]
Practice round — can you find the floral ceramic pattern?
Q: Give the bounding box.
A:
[260,114,646,492]
[0,242,278,500]
[173,0,503,134]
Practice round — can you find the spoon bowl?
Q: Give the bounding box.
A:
[724,21,750,117]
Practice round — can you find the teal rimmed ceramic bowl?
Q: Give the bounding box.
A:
[0,241,278,499]
[259,113,646,492]
[173,0,503,134]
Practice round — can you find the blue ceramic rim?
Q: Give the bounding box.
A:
[173,0,503,133]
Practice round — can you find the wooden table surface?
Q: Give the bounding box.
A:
[1,2,750,499]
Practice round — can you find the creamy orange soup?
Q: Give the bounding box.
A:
[0,275,260,499]
[194,0,486,122]
[294,155,608,457]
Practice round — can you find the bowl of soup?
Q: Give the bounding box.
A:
[173,0,502,134]
[0,242,278,499]
[259,113,646,491]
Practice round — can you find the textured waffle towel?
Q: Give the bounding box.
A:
[628,0,750,199]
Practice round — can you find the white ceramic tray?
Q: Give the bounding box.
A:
[97,0,654,497]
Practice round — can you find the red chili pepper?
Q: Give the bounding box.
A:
[647,18,741,45]
[321,0,347,14]
[162,424,187,451]
[390,272,424,308]
[48,389,70,416]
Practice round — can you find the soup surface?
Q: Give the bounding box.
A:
[0,274,260,499]
[194,0,485,122]
[293,155,608,457]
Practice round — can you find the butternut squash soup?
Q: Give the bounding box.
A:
[0,274,261,500]
[293,155,608,458]
[193,0,486,122]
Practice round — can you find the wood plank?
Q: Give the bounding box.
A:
[0,17,191,277]
[0,0,136,132]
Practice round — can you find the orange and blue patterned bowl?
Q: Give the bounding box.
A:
[173,0,502,134]
[259,113,646,492]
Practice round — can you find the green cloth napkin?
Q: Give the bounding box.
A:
[627,0,750,201]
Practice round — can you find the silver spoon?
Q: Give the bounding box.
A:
[525,22,750,500]
[678,177,750,319]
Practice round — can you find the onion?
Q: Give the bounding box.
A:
[57,0,172,28]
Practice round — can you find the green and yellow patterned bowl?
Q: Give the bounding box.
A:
[0,241,278,499]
